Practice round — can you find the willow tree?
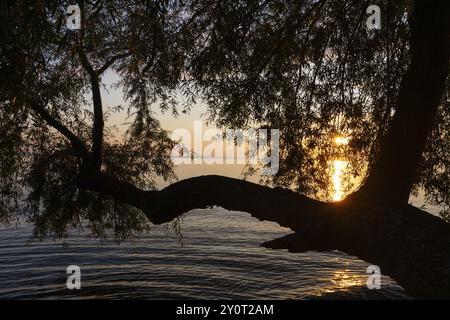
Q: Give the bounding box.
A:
[1,0,450,298]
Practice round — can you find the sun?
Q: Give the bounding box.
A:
[334,136,350,145]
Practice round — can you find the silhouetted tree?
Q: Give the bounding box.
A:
[1,0,450,298]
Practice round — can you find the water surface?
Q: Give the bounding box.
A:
[0,208,408,299]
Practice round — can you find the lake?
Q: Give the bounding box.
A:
[0,208,409,299]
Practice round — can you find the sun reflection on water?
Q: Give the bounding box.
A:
[332,135,350,201]
[332,270,364,289]
[332,160,347,201]
[319,269,365,295]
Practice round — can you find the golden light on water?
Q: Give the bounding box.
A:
[332,160,347,201]
[329,270,364,291]
[317,270,365,297]
[331,135,350,201]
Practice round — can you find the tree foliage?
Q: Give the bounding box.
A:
[1,0,449,239]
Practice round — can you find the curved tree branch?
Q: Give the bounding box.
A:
[29,102,90,161]
[78,47,104,170]
[76,172,450,299]
[145,175,335,227]
[77,172,334,228]
[96,52,129,75]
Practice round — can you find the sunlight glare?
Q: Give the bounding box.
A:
[332,160,347,201]
[334,136,350,145]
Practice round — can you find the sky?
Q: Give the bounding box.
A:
[98,71,442,214]
[100,70,250,188]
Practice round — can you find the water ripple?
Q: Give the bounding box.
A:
[0,208,408,299]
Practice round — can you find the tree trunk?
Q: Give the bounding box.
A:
[354,0,450,205]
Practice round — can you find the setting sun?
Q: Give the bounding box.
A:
[334,136,350,145]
